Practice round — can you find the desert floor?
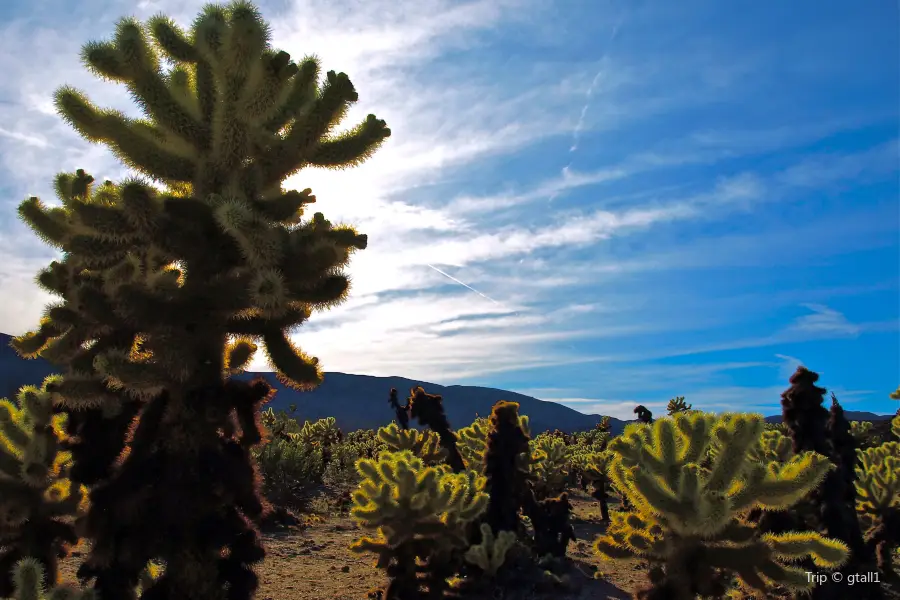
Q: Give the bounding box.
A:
[58,491,898,600]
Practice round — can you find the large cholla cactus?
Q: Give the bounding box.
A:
[594,412,849,600]
[855,440,900,574]
[349,450,487,599]
[10,3,388,599]
[0,379,85,596]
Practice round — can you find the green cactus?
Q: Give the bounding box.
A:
[289,416,342,448]
[594,412,849,600]
[0,379,85,596]
[377,423,446,465]
[855,441,900,574]
[850,420,874,446]
[349,450,487,599]
[463,522,517,576]
[529,435,570,500]
[11,2,388,598]
[0,559,97,600]
[666,396,692,415]
[572,449,614,520]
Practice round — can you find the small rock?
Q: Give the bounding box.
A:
[341,565,350,573]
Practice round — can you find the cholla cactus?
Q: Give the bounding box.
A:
[666,396,692,415]
[349,450,487,599]
[571,449,613,521]
[463,523,516,576]
[0,379,85,596]
[406,387,466,473]
[855,441,900,574]
[594,412,849,600]
[0,559,97,600]
[850,421,874,446]
[11,2,388,599]
[457,413,532,474]
[377,423,446,465]
[529,435,570,500]
[290,416,342,448]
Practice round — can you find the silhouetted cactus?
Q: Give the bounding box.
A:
[388,388,410,430]
[522,492,576,558]
[406,387,466,473]
[0,379,85,596]
[780,368,871,598]
[633,405,653,424]
[10,2,388,598]
[482,401,531,535]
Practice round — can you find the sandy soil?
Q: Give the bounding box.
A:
[57,491,898,600]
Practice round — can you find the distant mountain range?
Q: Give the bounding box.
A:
[1,333,893,434]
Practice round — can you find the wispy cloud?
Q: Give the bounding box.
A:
[0,0,897,416]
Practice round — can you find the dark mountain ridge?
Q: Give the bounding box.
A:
[1,333,892,435]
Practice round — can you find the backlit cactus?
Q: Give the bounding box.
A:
[594,412,849,600]
[529,435,570,500]
[10,1,388,598]
[377,422,446,465]
[349,450,487,599]
[0,379,85,596]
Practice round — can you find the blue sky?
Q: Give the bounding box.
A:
[0,0,896,419]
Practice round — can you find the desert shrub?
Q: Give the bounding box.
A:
[253,435,325,510]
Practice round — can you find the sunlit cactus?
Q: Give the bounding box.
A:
[349,450,487,599]
[855,441,900,574]
[594,412,849,600]
[376,422,446,465]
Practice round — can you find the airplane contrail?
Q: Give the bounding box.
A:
[425,264,501,305]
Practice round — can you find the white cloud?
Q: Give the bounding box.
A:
[0,0,895,416]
